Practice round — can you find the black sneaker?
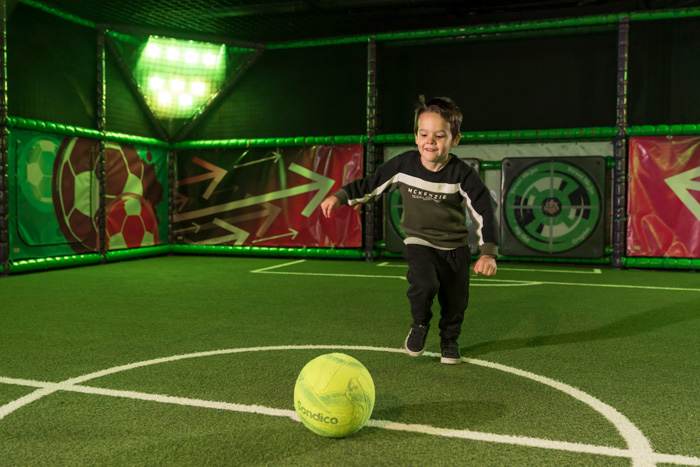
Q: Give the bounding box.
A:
[440,341,462,365]
[404,324,429,357]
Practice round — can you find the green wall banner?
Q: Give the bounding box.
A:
[9,129,168,260]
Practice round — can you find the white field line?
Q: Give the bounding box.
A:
[377,262,602,275]
[255,271,407,280]
[514,280,700,293]
[251,267,700,292]
[251,260,407,280]
[3,374,698,466]
[3,345,698,466]
[250,259,307,273]
[0,376,667,465]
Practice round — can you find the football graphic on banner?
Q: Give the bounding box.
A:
[52,137,163,252]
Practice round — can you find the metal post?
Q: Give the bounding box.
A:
[612,17,630,269]
[97,29,107,259]
[364,37,379,261]
[167,148,175,246]
[0,0,8,276]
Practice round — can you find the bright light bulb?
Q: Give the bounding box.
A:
[202,53,217,67]
[166,47,180,61]
[179,93,193,107]
[145,43,161,59]
[191,81,206,95]
[158,91,172,105]
[149,76,165,90]
[184,49,199,64]
[170,80,185,92]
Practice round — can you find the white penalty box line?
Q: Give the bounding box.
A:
[251,260,700,292]
[2,375,699,467]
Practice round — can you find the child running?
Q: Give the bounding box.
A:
[320,96,498,364]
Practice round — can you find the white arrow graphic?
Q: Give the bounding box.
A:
[174,163,334,222]
[665,166,700,222]
[173,222,201,235]
[176,157,228,200]
[233,152,282,169]
[252,228,299,244]
[190,218,250,246]
[190,201,281,237]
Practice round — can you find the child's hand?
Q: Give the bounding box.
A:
[320,196,341,218]
[473,255,497,276]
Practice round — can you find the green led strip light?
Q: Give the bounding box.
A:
[375,127,619,144]
[623,257,700,270]
[627,124,700,136]
[172,244,369,259]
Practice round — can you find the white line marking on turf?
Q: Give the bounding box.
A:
[524,280,700,293]
[250,259,306,273]
[252,266,700,292]
[497,267,603,274]
[255,271,407,279]
[2,345,698,466]
[378,263,603,275]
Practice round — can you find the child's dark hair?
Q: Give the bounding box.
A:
[413,95,463,138]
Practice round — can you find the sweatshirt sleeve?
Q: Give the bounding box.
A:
[460,168,500,256]
[333,157,401,207]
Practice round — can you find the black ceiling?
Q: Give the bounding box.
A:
[31,0,700,44]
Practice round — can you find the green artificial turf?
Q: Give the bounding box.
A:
[1,256,699,465]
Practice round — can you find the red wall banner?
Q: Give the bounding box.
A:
[174,144,363,248]
[628,136,700,258]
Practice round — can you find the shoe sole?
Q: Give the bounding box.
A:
[404,335,425,357]
[440,356,462,364]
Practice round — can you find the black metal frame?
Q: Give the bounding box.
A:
[613,17,630,269]
[0,0,8,276]
[364,37,379,261]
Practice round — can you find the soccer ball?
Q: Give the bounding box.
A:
[294,353,375,438]
[53,137,163,252]
[106,193,159,249]
[18,136,60,213]
[53,137,101,252]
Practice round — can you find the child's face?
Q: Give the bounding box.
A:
[414,112,461,170]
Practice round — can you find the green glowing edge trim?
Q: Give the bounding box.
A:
[627,124,700,136]
[7,247,700,274]
[7,117,170,148]
[172,244,369,259]
[622,257,700,270]
[10,118,700,150]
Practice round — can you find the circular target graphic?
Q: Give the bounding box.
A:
[503,160,601,254]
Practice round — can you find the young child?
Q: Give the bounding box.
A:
[320,96,498,364]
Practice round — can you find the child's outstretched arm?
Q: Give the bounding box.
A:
[320,196,341,218]
[473,254,497,276]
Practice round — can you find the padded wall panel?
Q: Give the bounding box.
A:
[500,157,605,258]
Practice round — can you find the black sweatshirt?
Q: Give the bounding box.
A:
[333,150,499,256]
